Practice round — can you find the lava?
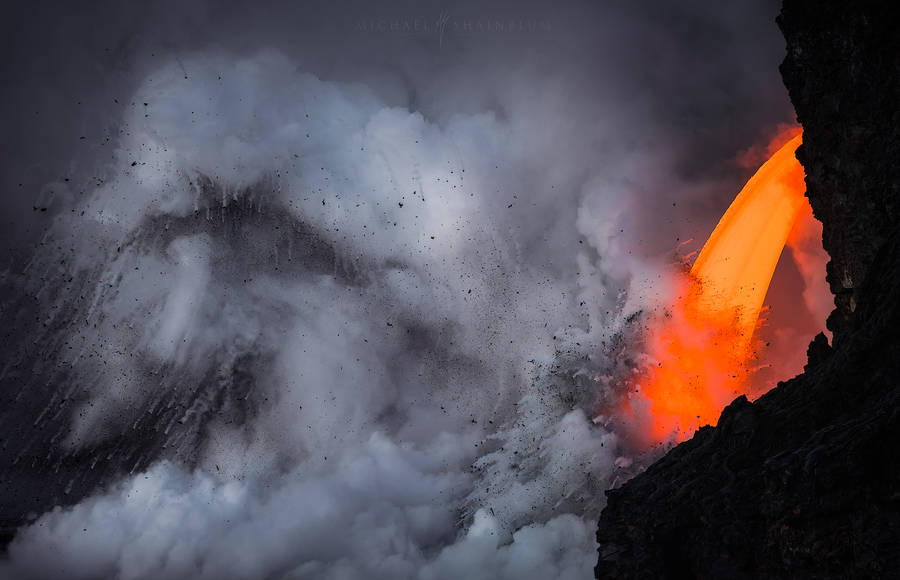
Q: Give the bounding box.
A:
[627,128,809,443]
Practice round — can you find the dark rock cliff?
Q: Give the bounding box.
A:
[781,0,900,344]
[595,0,900,577]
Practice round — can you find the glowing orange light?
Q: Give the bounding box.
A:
[628,129,807,443]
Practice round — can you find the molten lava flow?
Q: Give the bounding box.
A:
[629,129,807,443]
[690,132,805,345]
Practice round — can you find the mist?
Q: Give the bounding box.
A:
[0,1,817,578]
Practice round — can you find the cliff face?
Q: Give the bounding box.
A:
[595,1,900,577]
[780,0,900,344]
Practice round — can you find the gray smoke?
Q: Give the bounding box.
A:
[0,1,811,578]
[1,50,620,580]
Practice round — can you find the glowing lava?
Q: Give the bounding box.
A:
[690,132,805,344]
[631,129,808,443]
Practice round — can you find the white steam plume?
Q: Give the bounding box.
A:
[1,51,642,579]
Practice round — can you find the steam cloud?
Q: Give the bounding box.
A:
[0,1,813,578]
[2,51,620,580]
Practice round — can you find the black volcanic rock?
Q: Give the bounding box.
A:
[595,0,900,577]
[781,0,900,344]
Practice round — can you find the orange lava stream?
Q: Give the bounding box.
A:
[632,129,807,443]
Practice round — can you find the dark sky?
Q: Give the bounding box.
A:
[2,0,790,258]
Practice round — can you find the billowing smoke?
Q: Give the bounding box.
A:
[0,1,820,578]
[1,51,622,579]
